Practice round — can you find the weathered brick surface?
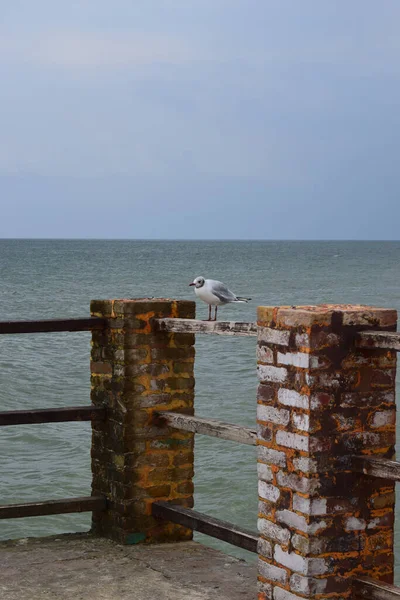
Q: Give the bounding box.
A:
[256,304,397,600]
[90,298,195,544]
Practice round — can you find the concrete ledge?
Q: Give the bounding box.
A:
[0,533,256,600]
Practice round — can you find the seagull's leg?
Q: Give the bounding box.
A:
[203,304,212,321]
[214,305,218,321]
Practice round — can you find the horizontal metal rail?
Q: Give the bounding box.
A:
[354,576,400,599]
[155,411,257,446]
[351,455,400,482]
[357,330,400,351]
[0,496,106,519]
[0,317,106,335]
[154,318,257,336]
[0,406,106,427]
[152,501,258,553]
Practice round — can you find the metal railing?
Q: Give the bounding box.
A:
[0,317,107,520]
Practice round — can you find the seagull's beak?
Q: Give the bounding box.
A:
[189,282,195,286]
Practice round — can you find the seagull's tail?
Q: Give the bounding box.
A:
[236,297,251,303]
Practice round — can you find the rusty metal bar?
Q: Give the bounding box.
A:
[0,496,107,519]
[0,406,106,427]
[0,317,106,335]
[152,501,258,553]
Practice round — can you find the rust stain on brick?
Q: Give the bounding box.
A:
[256,304,397,599]
[90,299,195,545]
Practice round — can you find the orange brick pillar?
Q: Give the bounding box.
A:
[90,298,195,544]
[256,305,397,600]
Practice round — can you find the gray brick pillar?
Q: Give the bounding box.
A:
[256,305,397,600]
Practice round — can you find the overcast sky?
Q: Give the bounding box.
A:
[1,1,399,239]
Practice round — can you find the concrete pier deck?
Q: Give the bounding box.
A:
[0,534,256,599]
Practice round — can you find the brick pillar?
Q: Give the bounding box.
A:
[90,298,195,544]
[256,305,397,600]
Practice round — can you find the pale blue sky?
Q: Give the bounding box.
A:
[1,1,399,238]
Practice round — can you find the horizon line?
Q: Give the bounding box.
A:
[0,238,399,243]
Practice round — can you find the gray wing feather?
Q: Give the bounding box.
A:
[209,280,238,303]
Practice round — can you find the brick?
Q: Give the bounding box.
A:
[90,299,114,316]
[292,495,310,514]
[310,330,340,350]
[258,326,290,346]
[367,531,393,552]
[291,534,311,554]
[277,352,310,369]
[340,390,395,408]
[310,392,334,410]
[257,404,290,426]
[276,430,308,452]
[371,492,395,509]
[306,558,328,575]
[340,431,391,453]
[274,546,328,576]
[292,412,309,432]
[258,518,291,545]
[276,510,328,535]
[258,384,276,403]
[295,332,310,348]
[257,463,273,482]
[273,586,306,600]
[258,559,288,584]
[151,347,195,361]
[342,308,396,327]
[292,457,318,474]
[344,517,366,531]
[290,574,327,595]
[276,472,319,494]
[258,365,288,383]
[259,500,275,519]
[276,306,333,328]
[370,410,396,429]
[278,388,309,409]
[274,545,306,574]
[91,362,112,375]
[257,580,273,600]
[257,345,274,363]
[276,510,308,533]
[306,371,341,389]
[367,512,394,529]
[309,355,331,369]
[257,306,276,325]
[257,537,273,558]
[310,498,327,516]
[126,363,170,377]
[258,446,287,468]
[259,481,281,503]
[172,451,194,467]
[309,436,332,453]
[257,423,273,442]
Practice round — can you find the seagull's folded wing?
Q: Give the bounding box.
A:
[209,281,238,303]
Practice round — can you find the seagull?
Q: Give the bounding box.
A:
[189,276,251,321]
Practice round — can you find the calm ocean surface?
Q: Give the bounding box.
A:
[1,240,400,572]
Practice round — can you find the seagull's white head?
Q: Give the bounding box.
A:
[189,276,205,288]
